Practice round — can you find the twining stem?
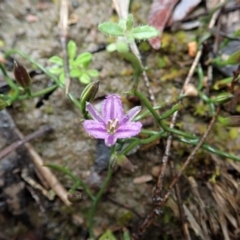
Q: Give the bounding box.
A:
[134,90,196,138]
[18,84,58,100]
[88,166,113,239]
[134,108,221,239]
[177,136,240,161]
[134,90,240,162]
[121,131,165,156]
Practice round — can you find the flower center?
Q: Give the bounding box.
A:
[107,118,119,134]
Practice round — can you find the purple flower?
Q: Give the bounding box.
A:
[83,94,142,147]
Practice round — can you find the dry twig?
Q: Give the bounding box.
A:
[133,107,220,239]
[59,0,71,94]
[153,1,224,206]
[0,125,53,160]
[15,128,72,207]
[170,160,191,240]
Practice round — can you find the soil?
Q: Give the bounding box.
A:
[0,0,240,240]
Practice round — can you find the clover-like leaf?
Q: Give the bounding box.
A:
[79,73,91,84]
[74,53,92,67]
[118,19,127,31]
[68,40,77,60]
[49,67,63,75]
[130,25,159,40]
[49,56,63,65]
[126,14,134,31]
[98,22,124,36]
[87,69,99,77]
[70,69,83,78]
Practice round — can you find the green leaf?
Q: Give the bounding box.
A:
[118,19,127,31]
[49,67,63,75]
[70,69,82,78]
[122,229,131,240]
[126,14,134,31]
[99,229,117,240]
[59,72,65,84]
[68,40,77,60]
[116,41,129,53]
[130,25,159,40]
[69,58,74,66]
[226,50,240,65]
[98,22,124,37]
[79,74,90,84]
[213,77,232,90]
[74,52,92,66]
[87,69,99,77]
[49,56,63,65]
[106,43,117,52]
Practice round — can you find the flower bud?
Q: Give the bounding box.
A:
[67,191,83,203]
[115,154,136,172]
[13,60,32,88]
[80,80,99,116]
[210,93,233,104]
[218,115,240,127]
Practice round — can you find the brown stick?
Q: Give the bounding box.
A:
[170,160,191,240]
[15,128,72,207]
[0,125,53,160]
[59,0,71,94]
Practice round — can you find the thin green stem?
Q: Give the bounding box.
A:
[135,97,185,122]
[177,137,240,162]
[0,62,19,103]
[18,84,58,100]
[5,49,84,110]
[197,64,204,91]
[45,163,94,200]
[134,90,240,162]
[68,93,82,111]
[160,104,180,120]
[88,166,113,239]
[134,90,196,138]
[121,131,165,156]
[70,180,82,192]
[4,49,60,86]
[120,52,142,90]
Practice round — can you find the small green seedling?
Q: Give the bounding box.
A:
[49,40,99,84]
[98,14,159,42]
